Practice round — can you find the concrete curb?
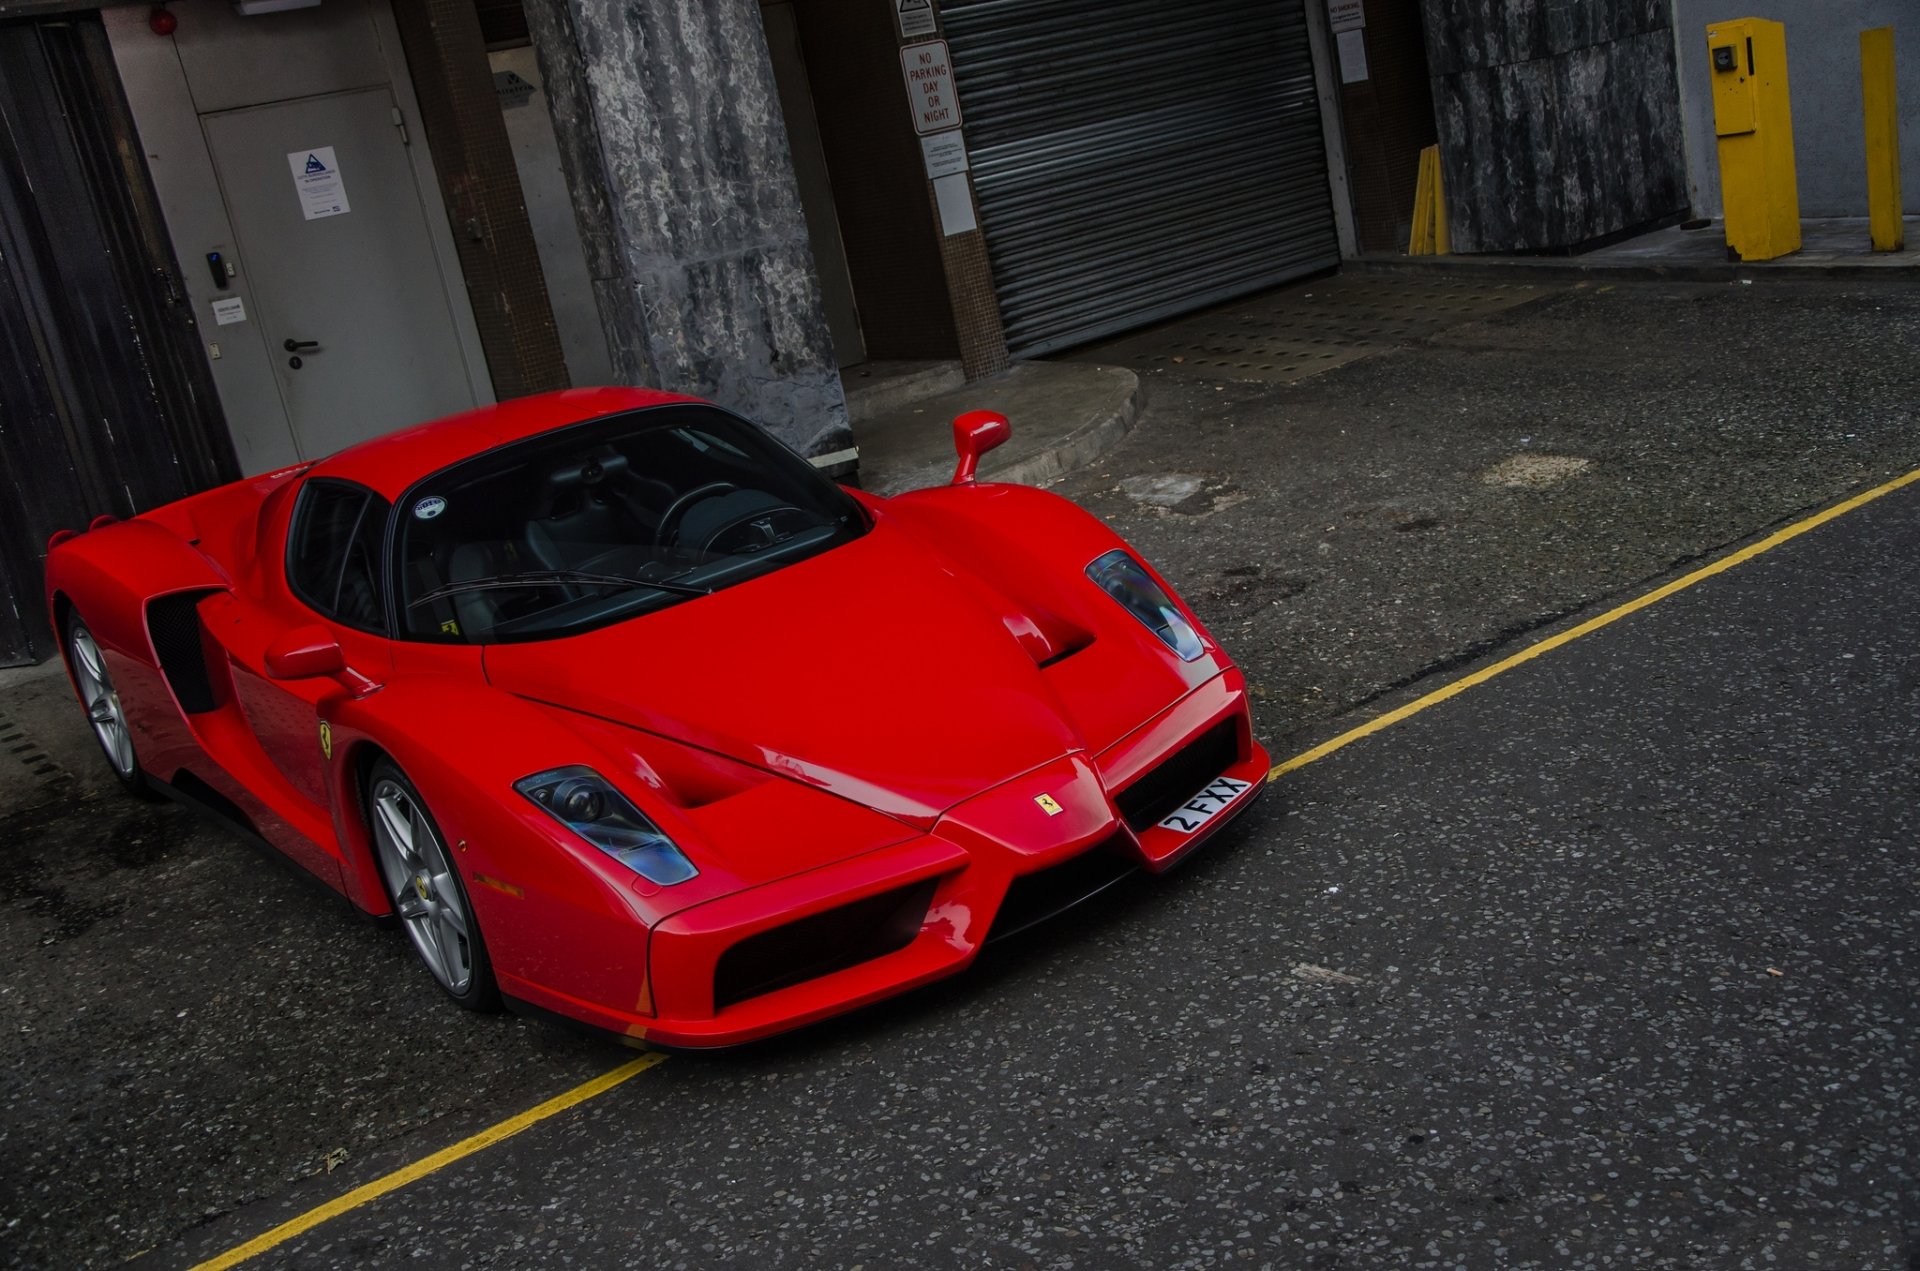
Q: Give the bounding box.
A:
[845,361,966,425]
[1348,254,1917,285]
[989,368,1144,490]
[861,362,1145,497]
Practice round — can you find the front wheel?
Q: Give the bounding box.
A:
[65,612,156,798]
[365,759,499,1010]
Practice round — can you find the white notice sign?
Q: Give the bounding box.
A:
[286,146,350,220]
[900,40,962,136]
[1328,0,1366,33]
[1336,28,1370,83]
[932,172,976,237]
[210,297,247,326]
[921,131,970,179]
[895,0,936,38]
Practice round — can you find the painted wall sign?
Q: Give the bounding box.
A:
[896,0,936,38]
[921,131,970,179]
[286,146,350,220]
[900,40,963,136]
[1328,0,1366,33]
[211,297,247,325]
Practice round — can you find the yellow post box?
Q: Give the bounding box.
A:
[1708,18,1800,261]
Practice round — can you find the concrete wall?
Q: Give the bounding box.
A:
[522,0,851,460]
[1674,3,1920,218]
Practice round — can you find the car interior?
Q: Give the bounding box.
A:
[390,409,859,643]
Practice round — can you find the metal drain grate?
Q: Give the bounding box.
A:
[0,701,74,805]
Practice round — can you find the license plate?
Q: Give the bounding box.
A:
[1156,775,1255,834]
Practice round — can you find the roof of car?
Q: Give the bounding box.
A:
[306,387,706,500]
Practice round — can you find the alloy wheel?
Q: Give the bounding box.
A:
[68,624,135,778]
[369,776,475,995]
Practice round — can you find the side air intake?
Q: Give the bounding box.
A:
[146,592,219,714]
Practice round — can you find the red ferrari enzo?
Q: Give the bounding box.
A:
[44,388,1268,1046]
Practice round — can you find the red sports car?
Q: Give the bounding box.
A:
[44,388,1269,1047]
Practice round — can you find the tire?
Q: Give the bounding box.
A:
[364,758,500,1011]
[64,611,158,799]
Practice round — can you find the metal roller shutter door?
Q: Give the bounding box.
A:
[942,0,1340,356]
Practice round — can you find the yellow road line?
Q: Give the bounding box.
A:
[1270,464,1920,780]
[190,1052,667,1271]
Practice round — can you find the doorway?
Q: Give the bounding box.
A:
[1331,0,1440,254]
[762,1,865,368]
[766,0,958,365]
[203,86,481,458]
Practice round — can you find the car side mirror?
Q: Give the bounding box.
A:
[950,410,1012,486]
[264,626,346,681]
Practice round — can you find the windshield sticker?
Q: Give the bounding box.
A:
[413,496,447,520]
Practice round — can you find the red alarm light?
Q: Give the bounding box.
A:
[149,5,177,35]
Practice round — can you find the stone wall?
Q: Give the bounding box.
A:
[1421,0,1688,253]
[524,0,851,458]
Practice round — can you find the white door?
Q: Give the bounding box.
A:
[203,87,480,458]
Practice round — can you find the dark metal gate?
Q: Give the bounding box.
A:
[941,0,1341,357]
[0,14,232,666]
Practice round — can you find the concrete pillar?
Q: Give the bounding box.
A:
[522,0,851,459]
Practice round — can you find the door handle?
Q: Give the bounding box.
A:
[283,338,320,352]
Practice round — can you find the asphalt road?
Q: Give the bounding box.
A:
[5,274,1920,1269]
[156,431,1920,1267]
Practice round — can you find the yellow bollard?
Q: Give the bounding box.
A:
[1708,18,1801,261]
[1407,145,1449,256]
[1861,27,1904,252]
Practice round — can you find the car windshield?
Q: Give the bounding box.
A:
[396,404,866,643]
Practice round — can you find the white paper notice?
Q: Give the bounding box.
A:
[211,297,247,326]
[1337,29,1369,83]
[1328,0,1366,33]
[896,0,936,38]
[932,171,976,237]
[287,146,350,220]
[921,131,970,179]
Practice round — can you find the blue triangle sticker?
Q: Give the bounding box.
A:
[304,153,327,174]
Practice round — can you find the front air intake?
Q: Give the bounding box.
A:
[988,838,1136,943]
[712,878,937,1011]
[1113,719,1240,832]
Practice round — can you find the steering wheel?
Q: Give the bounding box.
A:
[698,504,814,556]
[655,482,737,547]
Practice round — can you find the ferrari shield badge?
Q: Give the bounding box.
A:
[318,719,333,761]
[1034,793,1063,816]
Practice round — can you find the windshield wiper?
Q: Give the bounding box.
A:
[409,568,712,609]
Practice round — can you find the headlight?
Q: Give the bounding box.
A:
[514,765,699,885]
[1086,548,1205,662]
